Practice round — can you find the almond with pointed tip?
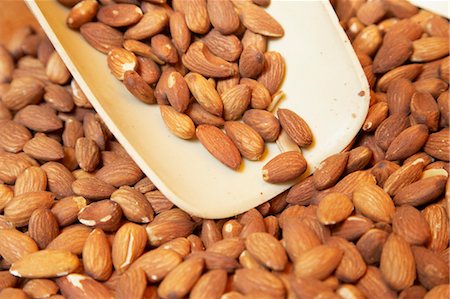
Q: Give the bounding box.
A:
[0,229,38,264]
[262,151,307,183]
[392,206,431,245]
[170,12,191,53]
[80,22,124,54]
[107,48,137,81]
[97,4,143,27]
[257,51,285,95]
[313,152,349,190]
[116,268,147,299]
[82,228,112,281]
[411,37,449,62]
[78,200,122,232]
[277,108,313,147]
[183,0,210,34]
[240,78,272,110]
[123,10,168,40]
[160,105,195,140]
[203,29,242,62]
[385,124,429,161]
[294,245,343,280]
[128,249,182,282]
[57,274,113,298]
[111,186,154,223]
[112,222,147,274]
[2,75,44,110]
[372,36,412,73]
[0,120,32,153]
[317,193,354,225]
[224,121,264,161]
[4,191,55,227]
[66,0,99,29]
[352,184,395,223]
[185,103,225,127]
[28,208,59,249]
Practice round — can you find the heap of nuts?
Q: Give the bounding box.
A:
[0,0,449,298]
[62,0,314,183]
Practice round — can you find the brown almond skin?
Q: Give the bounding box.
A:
[412,246,449,289]
[386,78,415,115]
[245,232,287,271]
[232,268,285,298]
[372,36,412,73]
[385,124,429,161]
[97,4,143,27]
[257,51,285,95]
[190,269,227,299]
[394,175,447,207]
[294,245,343,280]
[392,206,431,246]
[224,121,264,161]
[277,109,313,147]
[356,266,397,299]
[196,124,241,170]
[424,128,450,161]
[242,109,280,142]
[170,12,191,54]
[410,91,440,131]
[123,70,156,104]
[262,151,307,183]
[185,103,225,127]
[356,228,389,265]
[313,152,349,190]
[375,108,409,150]
[207,0,240,35]
[66,0,99,29]
[80,22,124,54]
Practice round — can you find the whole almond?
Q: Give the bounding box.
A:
[75,137,100,172]
[0,120,31,153]
[196,124,241,170]
[28,208,60,249]
[146,219,195,247]
[163,70,190,113]
[422,204,448,253]
[62,118,84,148]
[170,12,191,53]
[185,103,225,127]
[262,151,307,183]
[224,121,264,161]
[294,245,343,280]
[356,0,387,25]
[372,36,412,73]
[313,152,349,190]
[123,70,156,104]
[0,229,38,264]
[2,76,44,111]
[394,175,447,207]
[158,257,204,299]
[111,186,154,223]
[72,177,116,200]
[44,84,74,112]
[15,105,62,132]
[245,232,287,271]
[66,0,99,29]
[160,105,195,140]
[107,48,137,81]
[78,200,122,232]
[51,196,87,227]
[412,246,449,289]
[356,228,388,265]
[46,52,71,85]
[97,4,143,27]
[375,114,410,151]
[356,266,397,299]
[14,166,46,196]
[185,72,223,116]
[414,78,447,98]
[282,217,321,262]
[386,78,415,115]
[239,46,265,79]
[380,233,416,291]
[4,191,55,227]
[233,268,285,298]
[424,128,449,161]
[353,25,382,57]
[95,160,143,187]
[183,0,210,34]
[80,22,124,54]
[42,162,75,198]
[317,193,354,225]
[112,222,147,274]
[207,0,240,35]
[23,134,64,161]
[124,10,168,40]
[242,109,280,142]
[151,34,178,64]
[384,19,423,43]
[83,228,113,281]
[352,184,395,223]
[116,268,147,299]
[410,91,440,131]
[392,206,431,245]
[22,279,59,298]
[240,78,272,110]
[232,0,284,37]
[411,37,449,62]
[222,84,251,121]
[384,158,425,196]
[136,54,162,83]
[57,274,113,298]
[257,51,285,95]
[327,236,367,283]
[190,269,227,299]
[10,250,79,278]
[277,109,313,147]
[377,64,422,91]
[129,249,182,282]
[385,124,429,161]
[47,224,92,255]
[203,29,242,62]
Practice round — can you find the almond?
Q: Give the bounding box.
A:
[128,249,182,282]
[352,184,395,223]
[158,257,204,299]
[186,103,225,127]
[116,268,147,299]
[170,12,191,53]
[111,186,154,223]
[317,193,354,225]
[182,41,236,78]
[375,113,410,151]
[112,222,147,274]
[412,246,449,289]
[146,218,195,247]
[124,10,168,40]
[385,124,429,161]
[66,0,99,29]
[80,22,123,54]
[15,105,62,132]
[233,268,285,298]
[82,228,112,281]
[257,51,285,95]
[411,91,440,131]
[386,78,415,115]
[242,109,280,142]
[0,184,14,211]
[207,0,239,35]
[10,250,79,278]
[239,45,264,79]
[370,160,399,186]
[262,151,307,183]
[411,37,449,62]
[384,19,423,43]
[294,245,343,280]
[245,232,287,271]
[356,0,387,25]
[46,51,71,85]
[196,124,241,170]
[42,162,75,198]
[183,0,210,34]
[4,191,55,227]
[377,64,422,91]
[0,229,38,264]
[160,105,195,139]
[203,29,242,62]
[185,72,223,116]
[62,118,84,148]
[28,208,60,249]
[282,217,321,262]
[422,204,448,253]
[47,224,92,255]
[107,48,137,81]
[123,70,156,104]
[352,25,382,57]
[0,45,14,83]
[0,120,31,153]
[380,233,416,291]
[424,128,450,161]
[277,109,313,147]
[384,158,425,196]
[356,266,397,299]
[313,152,349,190]
[414,78,447,98]
[394,175,447,207]
[78,200,122,232]
[123,39,163,65]
[224,121,264,161]
[44,84,75,112]
[163,70,190,113]
[95,160,143,187]
[232,0,283,37]
[372,36,412,73]
[51,196,87,227]
[190,269,227,299]
[23,134,64,161]
[240,78,272,110]
[22,279,59,299]
[72,177,116,200]
[151,34,178,64]
[392,206,431,246]
[97,4,143,27]
[57,274,113,298]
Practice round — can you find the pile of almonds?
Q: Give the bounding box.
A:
[63,0,314,182]
[0,0,449,298]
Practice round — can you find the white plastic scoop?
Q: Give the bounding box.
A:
[25,0,370,219]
